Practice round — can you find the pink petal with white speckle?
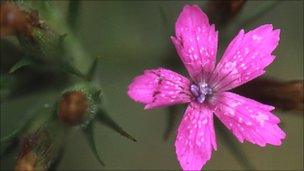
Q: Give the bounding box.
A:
[213,92,286,146]
[175,102,217,170]
[127,68,192,109]
[172,5,218,80]
[210,24,280,91]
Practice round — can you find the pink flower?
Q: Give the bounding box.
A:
[128,4,286,170]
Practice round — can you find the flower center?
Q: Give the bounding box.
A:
[190,82,213,104]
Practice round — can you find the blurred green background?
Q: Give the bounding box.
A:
[1,1,303,170]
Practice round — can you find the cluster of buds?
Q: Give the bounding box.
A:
[1,2,136,169]
[0,1,135,171]
[0,81,135,170]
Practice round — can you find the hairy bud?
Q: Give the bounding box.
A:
[15,128,60,171]
[59,91,89,126]
[58,83,99,127]
[15,151,44,171]
[0,2,41,38]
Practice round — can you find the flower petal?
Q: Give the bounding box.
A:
[127,68,192,109]
[210,24,280,91]
[175,102,217,170]
[213,92,286,146]
[172,5,218,79]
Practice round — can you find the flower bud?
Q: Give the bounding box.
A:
[58,83,99,127]
[15,151,44,171]
[15,128,59,171]
[59,91,89,126]
[0,2,41,38]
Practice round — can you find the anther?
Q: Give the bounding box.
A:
[190,82,213,103]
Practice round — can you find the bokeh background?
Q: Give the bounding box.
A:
[1,1,303,170]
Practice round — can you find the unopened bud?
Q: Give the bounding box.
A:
[58,83,99,127]
[15,151,44,171]
[15,129,51,171]
[0,2,41,38]
[59,91,89,126]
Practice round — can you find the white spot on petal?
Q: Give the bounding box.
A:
[256,113,269,126]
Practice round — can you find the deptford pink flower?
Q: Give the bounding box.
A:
[128,4,286,170]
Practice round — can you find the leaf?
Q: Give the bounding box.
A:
[86,56,100,81]
[0,106,41,144]
[0,128,21,144]
[92,88,102,104]
[9,58,33,73]
[83,123,105,166]
[96,108,137,142]
[214,117,255,170]
[163,106,180,141]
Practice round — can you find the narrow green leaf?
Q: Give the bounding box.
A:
[214,117,255,170]
[83,123,105,166]
[0,129,21,144]
[163,106,180,141]
[96,109,137,142]
[86,57,100,81]
[0,107,40,144]
[92,89,102,104]
[9,58,33,74]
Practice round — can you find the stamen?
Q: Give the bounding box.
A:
[197,94,206,103]
[190,82,213,104]
[190,84,200,97]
